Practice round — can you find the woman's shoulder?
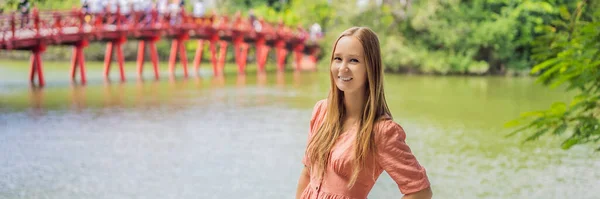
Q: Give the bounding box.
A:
[373,118,407,142]
[310,99,328,117]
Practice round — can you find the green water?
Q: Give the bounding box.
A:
[0,60,597,199]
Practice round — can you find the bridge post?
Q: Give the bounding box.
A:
[147,9,161,80]
[115,40,126,82]
[167,9,190,78]
[149,39,160,80]
[29,44,47,87]
[209,34,219,76]
[70,40,88,84]
[104,6,128,82]
[137,38,159,80]
[275,40,287,72]
[193,40,204,77]
[103,37,127,82]
[239,43,248,74]
[232,13,249,75]
[294,43,304,72]
[103,43,114,79]
[255,34,269,73]
[233,32,248,75]
[178,38,189,78]
[217,41,228,75]
[137,41,146,77]
[168,34,190,78]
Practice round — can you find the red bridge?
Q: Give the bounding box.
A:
[0,8,322,87]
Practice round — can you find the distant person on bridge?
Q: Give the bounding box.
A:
[193,0,205,18]
[168,0,181,25]
[17,0,30,28]
[157,0,168,19]
[85,0,104,15]
[309,22,322,44]
[119,0,132,16]
[107,0,118,13]
[81,0,90,14]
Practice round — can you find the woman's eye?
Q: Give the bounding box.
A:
[334,57,342,61]
[350,59,359,63]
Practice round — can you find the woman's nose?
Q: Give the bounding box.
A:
[339,63,349,72]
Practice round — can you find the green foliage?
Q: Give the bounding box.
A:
[298,0,585,75]
[506,1,600,151]
[2,0,81,10]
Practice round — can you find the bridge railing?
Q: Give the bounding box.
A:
[0,7,323,50]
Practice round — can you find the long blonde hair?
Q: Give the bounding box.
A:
[307,27,392,187]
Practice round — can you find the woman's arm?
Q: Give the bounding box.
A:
[402,187,433,199]
[295,166,311,199]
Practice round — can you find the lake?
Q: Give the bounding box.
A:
[0,61,598,199]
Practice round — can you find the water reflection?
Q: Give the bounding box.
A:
[276,71,285,89]
[29,87,44,117]
[211,75,226,88]
[103,81,125,108]
[257,71,267,87]
[69,84,86,112]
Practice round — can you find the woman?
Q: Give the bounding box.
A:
[296,27,432,199]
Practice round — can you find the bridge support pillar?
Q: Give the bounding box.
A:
[193,40,204,77]
[168,34,189,78]
[255,36,269,73]
[29,44,46,87]
[70,40,88,84]
[234,43,249,75]
[137,39,160,80]
[103,37,127,82]
[275,40,287,72]
[294,43,304,72]
[209,39,218,76]
[217,41,228,75]
[233,35,248,75]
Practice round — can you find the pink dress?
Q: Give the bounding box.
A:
[300,100,430,199]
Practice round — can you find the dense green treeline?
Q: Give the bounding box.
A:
[217,0,599,75]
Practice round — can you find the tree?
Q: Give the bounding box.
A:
[506,0,600,151]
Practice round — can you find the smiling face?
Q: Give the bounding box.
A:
[330,36,368,95]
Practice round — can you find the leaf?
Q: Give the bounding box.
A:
[559,6,571,21]
[551,102,567,115]
[520,110,545,118]
[561,137,581,150]
[538,63,563,85]
[505,118,542,138]
[549,72,579,89]
[504,119,522,128]
[520,1,555,13]
[553,124,568,135]
[531,58,559,74]
[525,128,549,142]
